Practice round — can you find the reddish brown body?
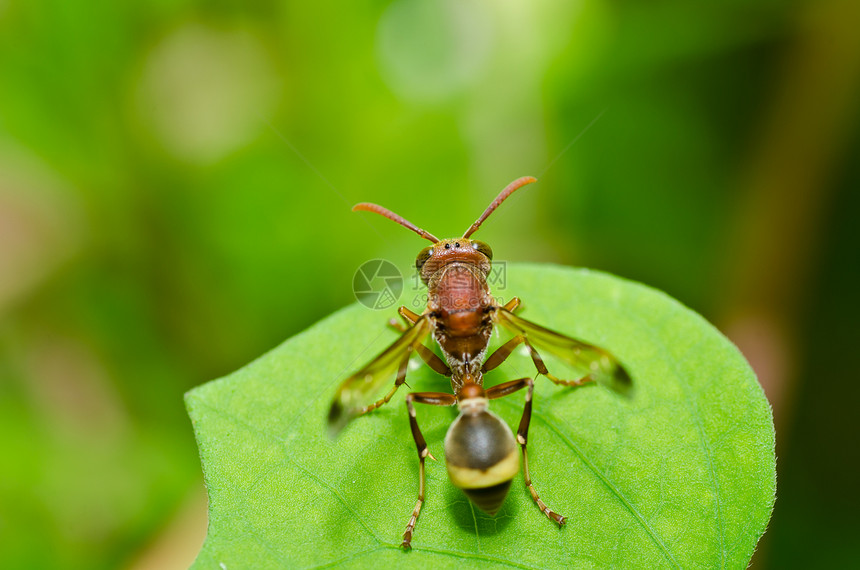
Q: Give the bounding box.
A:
[328,176,631,549]
[426,254,493,385]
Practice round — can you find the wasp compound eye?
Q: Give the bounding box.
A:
[471,240,493,260]
[416,247,432,271]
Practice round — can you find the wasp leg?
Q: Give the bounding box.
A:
[387,326,450,376]
[399,306,421,323]
[482,335,525,373]
[356,351,412,416]
[417,345,452,377]
[358,345,450,417]
[485,377,566,526]
[483,332,592,387]
[402,392,457,549]
[502,297,521,312]
[388,306,422,332]
[485,376,529,399]
[386,307,449,375]
[525,339,594,387]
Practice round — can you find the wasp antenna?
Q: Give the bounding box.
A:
[462,176,537,238]
[353,202,440,243]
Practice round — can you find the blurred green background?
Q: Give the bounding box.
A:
[1,0,858,568]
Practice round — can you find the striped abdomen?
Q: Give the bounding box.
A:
[444,405,520,515]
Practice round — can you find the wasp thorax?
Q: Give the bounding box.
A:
[444,401,520,515]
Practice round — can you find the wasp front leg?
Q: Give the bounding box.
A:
[402,392,457,549]
[388,306,422,332]
[387,308,451,378]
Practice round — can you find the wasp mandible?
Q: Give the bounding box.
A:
[328,176,632,549]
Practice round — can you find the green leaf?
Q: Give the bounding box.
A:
[186,264,775,569]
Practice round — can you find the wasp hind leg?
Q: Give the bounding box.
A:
[485,377,566,526]
[516,377,566,525]
[402,392,457,549]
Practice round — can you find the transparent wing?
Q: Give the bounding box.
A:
[328,316,432,435]
[496,308,632,393]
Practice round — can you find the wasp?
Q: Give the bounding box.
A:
[328,176,631,549]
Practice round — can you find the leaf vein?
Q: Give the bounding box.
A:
[194,399,386,547]
[622,309,728,567]
[532,407,681,569]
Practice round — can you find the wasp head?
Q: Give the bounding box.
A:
[414,239,492,285]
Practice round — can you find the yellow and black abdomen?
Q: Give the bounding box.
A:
[444,407,520,515]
